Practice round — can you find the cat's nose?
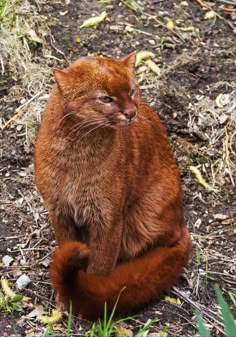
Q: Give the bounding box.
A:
[122,107,137,120]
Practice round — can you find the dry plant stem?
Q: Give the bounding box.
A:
[222,7,236,13]
[195,0,235,29]
[223,126,235,186]
[144,14,186,42]
[219,0,236,5]
[1,90,44,129]
[172,287,225,335]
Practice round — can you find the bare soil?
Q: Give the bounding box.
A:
[0,1,235,336]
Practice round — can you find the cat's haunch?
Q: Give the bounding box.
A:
[34,53,191,320]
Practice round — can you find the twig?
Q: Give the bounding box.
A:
[218,0,236,5]
[222,7,236,13]
[172,287,225,335]
[195,0,235,29]
[1,90,44,130]
[145,14,186,43]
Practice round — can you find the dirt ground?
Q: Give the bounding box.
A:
[0,0,236,336]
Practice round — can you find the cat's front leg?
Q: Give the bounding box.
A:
[86,220,123,276]
[49,210,82,245]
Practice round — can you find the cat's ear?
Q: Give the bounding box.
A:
[53,68,72,90]
[122,52,136,70]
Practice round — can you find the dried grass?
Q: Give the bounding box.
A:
[0,0,58,138]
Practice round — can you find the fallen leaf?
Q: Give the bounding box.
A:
[204,10,216,20]
[189,166,211,190]
[135,51,155,67]
[115,327,133,337]
[145,59,161,76]
[38,309,62,325]
[1,278,30,302]
[80,11,107,28]
[166,19,175,30]
[164,295,181,305]
[215,93,224,108]
[27,305,44,318]
[1,278,16,298]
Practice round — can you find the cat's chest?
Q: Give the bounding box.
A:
[60,173,102,226]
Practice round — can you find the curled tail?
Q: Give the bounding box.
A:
[50,227,191,320]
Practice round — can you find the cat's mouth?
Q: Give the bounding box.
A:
[110,111,138,128]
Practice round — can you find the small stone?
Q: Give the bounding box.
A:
[2,255,14,267]
[41,257,50,268]
[180,1,189,6]
[213,214,229,220]
[20,257,27,265]
[148,39,156,45]
[16,124,23,131]
[16,274,31,290]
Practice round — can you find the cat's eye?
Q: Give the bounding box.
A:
[99,96,114,103]
[129,88,136,97]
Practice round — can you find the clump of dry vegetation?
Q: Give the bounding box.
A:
[0,0,235,336]
[0,0,58,141]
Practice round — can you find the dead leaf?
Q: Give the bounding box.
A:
[204,11,216,20]
[215,93,224,108]
[164,295,181,305]
[27,305,44,318]
[38,309,62,325]
[166,19,175,30]
[190,166,211,190]
[1,278,16,298]
[135,51,155,67]
[145,59,161,76]
[80,11,107,28]
[115,327,133,337]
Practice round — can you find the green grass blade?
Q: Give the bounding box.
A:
[215,285,236,337]
[135,318,158,337]
[106,286,126,329]
[195,310,212,337]
[66,302,73,337]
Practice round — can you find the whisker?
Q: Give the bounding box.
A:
[69,118,108,136]
[75,122,110,144]
[71,118,108,130]
[57,111,77,126]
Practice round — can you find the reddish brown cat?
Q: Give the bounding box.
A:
[34,53,191,320]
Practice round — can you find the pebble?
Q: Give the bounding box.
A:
[16,274,31,290]
[2,255,14,267]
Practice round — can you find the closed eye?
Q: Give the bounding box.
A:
[99,96,114,103]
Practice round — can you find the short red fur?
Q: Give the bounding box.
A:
[35,53,191,320]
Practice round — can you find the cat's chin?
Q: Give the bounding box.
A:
[119,120,136,128]
[108,119,137,129]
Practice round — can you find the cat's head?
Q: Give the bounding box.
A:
[53,53,140,128]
